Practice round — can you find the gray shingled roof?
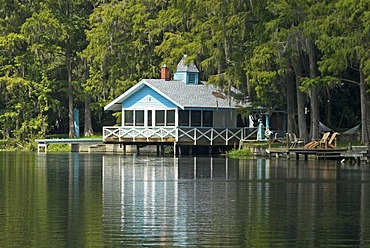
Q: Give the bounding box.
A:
[176,55,199,72]
[144,79,246,109]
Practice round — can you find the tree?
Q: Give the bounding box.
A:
[316,0,370,143]
[83,0,163,125]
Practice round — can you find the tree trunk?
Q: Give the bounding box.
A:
[84,60,94,137]
[360,69,369,144]
[286,72,296,134]
[292,57,308,142]
[325,87,332,127]
[84,98,94,136]
[66,2,75,138]
[306,39,320,140]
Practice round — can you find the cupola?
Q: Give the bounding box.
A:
[173,54,199,84]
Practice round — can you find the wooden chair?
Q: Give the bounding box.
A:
[326,132,339,149]
[304,132,331,149]
[319,132,331,148]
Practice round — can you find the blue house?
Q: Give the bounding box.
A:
[103,55,250,153]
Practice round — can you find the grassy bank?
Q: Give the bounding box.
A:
[0,135,102,152]
[226,148,253,158]
[0,139,36,151]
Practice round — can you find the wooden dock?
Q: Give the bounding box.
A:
[266,147,369,163]
[35,138,182,155]
[290,148,346,160]
[35,138,103,152]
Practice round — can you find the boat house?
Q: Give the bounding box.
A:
[103,55,250,154]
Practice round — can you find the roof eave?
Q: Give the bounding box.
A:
[104,80,146,111]
[144,81,185,109]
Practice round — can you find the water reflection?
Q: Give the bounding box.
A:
[1,152,370,247]
[102,155,370,247]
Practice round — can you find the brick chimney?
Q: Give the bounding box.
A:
[161,64,170,81]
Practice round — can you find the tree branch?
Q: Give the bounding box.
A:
[340,78,359,86]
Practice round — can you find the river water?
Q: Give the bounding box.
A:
[0,152,370,247]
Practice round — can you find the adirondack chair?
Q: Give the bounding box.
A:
[304,132,331,149]
[326,132,339,149]
[319,132,331,148]
[288,133,305,148]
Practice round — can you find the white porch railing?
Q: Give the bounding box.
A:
[103,126,177,142]
[103,126,253,145]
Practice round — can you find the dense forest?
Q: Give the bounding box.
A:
[0,0,369,146]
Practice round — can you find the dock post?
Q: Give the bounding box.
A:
[174,142,179,156]
[37,143,48,153]
[156,145,160,155]
[161,145,164,155]
[136,145,140,155]
[269,135,273,159]
[123,145,126,154]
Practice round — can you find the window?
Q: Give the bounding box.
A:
[155,110,165,126]
[191,110,201,126]
[135,110,144,126]
[124,110,133,126]
[166,110,175,126]
[202,111,213,127]
[188,73,196,84]
[179,110,190,126]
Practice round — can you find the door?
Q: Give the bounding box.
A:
[145,106,154,127]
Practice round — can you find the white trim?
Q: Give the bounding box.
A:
[104,81,146,111]
[144,82,185,109]
[175,109,179,127]
[144,105,155,127]
[121,105,124,125]
[104,80,185,111]
[103,126,246,145]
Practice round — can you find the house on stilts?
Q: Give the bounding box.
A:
[103,55,252,154]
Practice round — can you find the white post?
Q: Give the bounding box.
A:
[194,128,197,145]
[210,128,214,145]
[175,108,179,127]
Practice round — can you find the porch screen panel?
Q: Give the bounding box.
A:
[202,110,213,127]
[155,110,165,126]
[135,110,144,126]
[179,110,189,126]
[166,110,175,126]
[191,110,201,126]
[237,114,247,127]
[124,110,133,126]
[147,110,152,126]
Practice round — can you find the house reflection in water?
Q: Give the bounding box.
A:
[101,155,246,244]
[101,156,370,246]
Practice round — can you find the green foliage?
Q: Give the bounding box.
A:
[0,0,368,146]
[226,148,253,158]
[47,144,71,152]
[300,76,338,93]
[0,138,37,151]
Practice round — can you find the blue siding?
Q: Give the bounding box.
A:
[174,71,199,84]
[174,71,186,82]
[122,85,177,109]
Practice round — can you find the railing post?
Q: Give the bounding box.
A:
[194,128,197,145]
[226,128,229,145]
[210,128,214,145]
